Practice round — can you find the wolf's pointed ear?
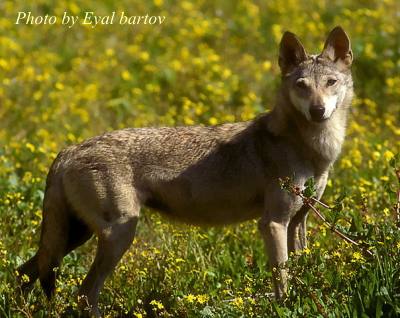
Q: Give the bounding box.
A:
[279,31,308,75]
[320,26,353,67]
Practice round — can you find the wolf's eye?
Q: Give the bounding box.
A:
[327,78,337,86]
[296,80,308,89]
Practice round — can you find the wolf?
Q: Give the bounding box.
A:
[17,26,353,316]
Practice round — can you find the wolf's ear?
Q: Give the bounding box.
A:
[279,31,308,75]
[320,26,353,67]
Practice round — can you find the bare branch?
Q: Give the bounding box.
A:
[280,178,374,256]
[310,197,330,209]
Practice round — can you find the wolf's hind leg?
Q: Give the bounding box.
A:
[65,214,93,254]
[17,214,92,295]
[78,215,139,316]
[75,179,141,316]
[17,253,39,293]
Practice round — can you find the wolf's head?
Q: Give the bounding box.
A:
[279,26,353,123]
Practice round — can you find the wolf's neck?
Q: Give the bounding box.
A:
[304,114,347,162]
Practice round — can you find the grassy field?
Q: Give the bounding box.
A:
[1,0,400,317]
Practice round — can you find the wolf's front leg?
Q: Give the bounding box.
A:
[288,206,309,253]
[258,216,289,299]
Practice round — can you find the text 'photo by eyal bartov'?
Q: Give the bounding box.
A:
[15,11,166,28]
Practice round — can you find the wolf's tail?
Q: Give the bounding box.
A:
[37,177,71,298]
[17,153,68,297]
[17,151,92,297]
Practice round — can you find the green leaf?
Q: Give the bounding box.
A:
[200,306,214,318]
[389,153,399,168]
[304,177,316,197]
[272,302,286,318]
[349,214,363,233]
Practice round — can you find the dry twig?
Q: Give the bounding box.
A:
[281,178,373,256]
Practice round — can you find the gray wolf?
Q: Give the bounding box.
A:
[17,26,353,316]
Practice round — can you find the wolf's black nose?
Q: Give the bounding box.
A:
[310,106,325,121]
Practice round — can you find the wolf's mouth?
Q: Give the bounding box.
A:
[311,116,328,123]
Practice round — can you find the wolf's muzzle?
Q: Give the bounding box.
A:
[309,105,325,122]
